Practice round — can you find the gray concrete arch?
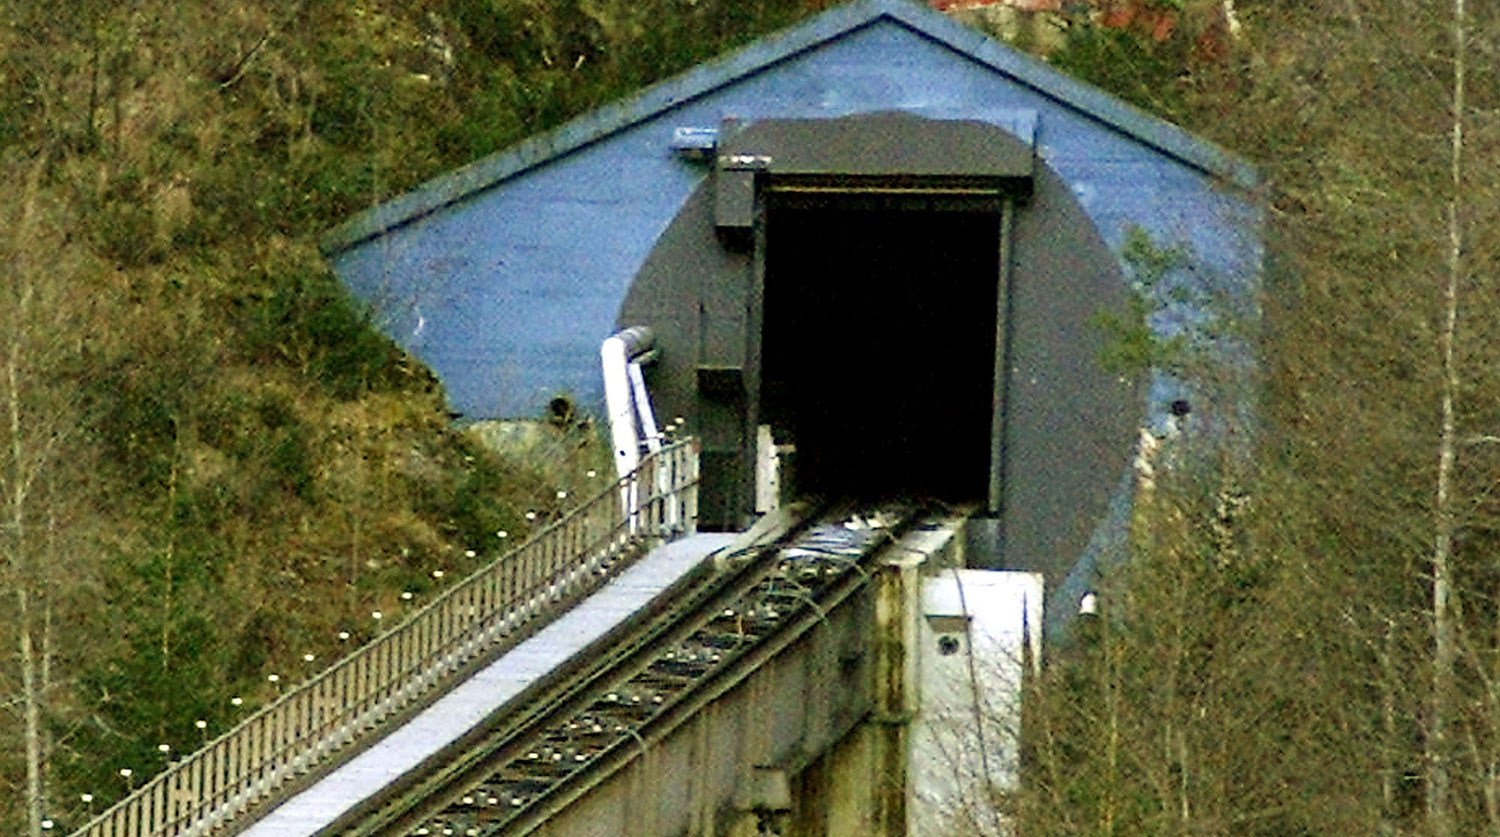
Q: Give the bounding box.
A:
[621,112,1141,587]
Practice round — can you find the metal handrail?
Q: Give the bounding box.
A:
[68,439,699,837]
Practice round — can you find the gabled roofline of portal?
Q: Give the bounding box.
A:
[321,0,1257,256]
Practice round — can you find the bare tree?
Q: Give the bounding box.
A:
[2,148,60,837]
[1429,1,1467,833]
[1,102,99,833]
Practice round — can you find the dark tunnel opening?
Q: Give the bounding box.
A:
[760,203,1000,503]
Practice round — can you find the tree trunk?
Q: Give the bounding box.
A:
[17,590,43,837]
[1379,618,1397,836]
[7,290,43,837]
[1100,601,1119,837]
[4,126,55,837]
[42,502,56,810]
[1428,1,1465,834]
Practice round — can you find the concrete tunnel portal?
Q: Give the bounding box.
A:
[620,112,1141,585]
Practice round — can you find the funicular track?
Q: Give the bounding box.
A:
[71,442,699,837]
[340,500,934,837]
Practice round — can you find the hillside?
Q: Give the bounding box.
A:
[0,0,829,831]
[1017,2,1500,836]
[7,0,1500,835]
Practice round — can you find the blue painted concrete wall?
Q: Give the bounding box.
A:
[329,14,1259,422]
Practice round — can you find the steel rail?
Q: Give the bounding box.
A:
[331,502,821,836]
[342,502,926,837]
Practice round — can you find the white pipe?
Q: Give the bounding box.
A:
[627,361,662,456]
[602,337,637,480]
[601,327,656,480]
[626,358,671,530]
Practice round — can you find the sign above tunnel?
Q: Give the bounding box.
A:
[320,0,1260,619]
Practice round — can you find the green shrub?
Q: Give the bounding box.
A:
[240,265,405,400]
[1045,13,1192,121]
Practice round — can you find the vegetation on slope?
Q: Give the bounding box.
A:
[1011,1,1500,835]
[10,0,1494,833]
[0,0,830,832]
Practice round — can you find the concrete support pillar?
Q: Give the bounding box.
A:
[872,551,924,836]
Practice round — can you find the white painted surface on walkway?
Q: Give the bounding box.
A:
[241,533,737,836]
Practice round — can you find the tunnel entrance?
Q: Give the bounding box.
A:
[760,199,1001,503]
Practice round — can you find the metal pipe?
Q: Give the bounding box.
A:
[614,326,656,360]
[627,359,669,530]
[627,362,662,456]
[601,327,657,481]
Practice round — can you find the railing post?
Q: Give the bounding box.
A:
[684,439,699,535]
[68,440,697,837]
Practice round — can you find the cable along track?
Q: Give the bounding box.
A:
[357,501,927,837]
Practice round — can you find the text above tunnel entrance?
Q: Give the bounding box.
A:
[761,200,1001,503]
